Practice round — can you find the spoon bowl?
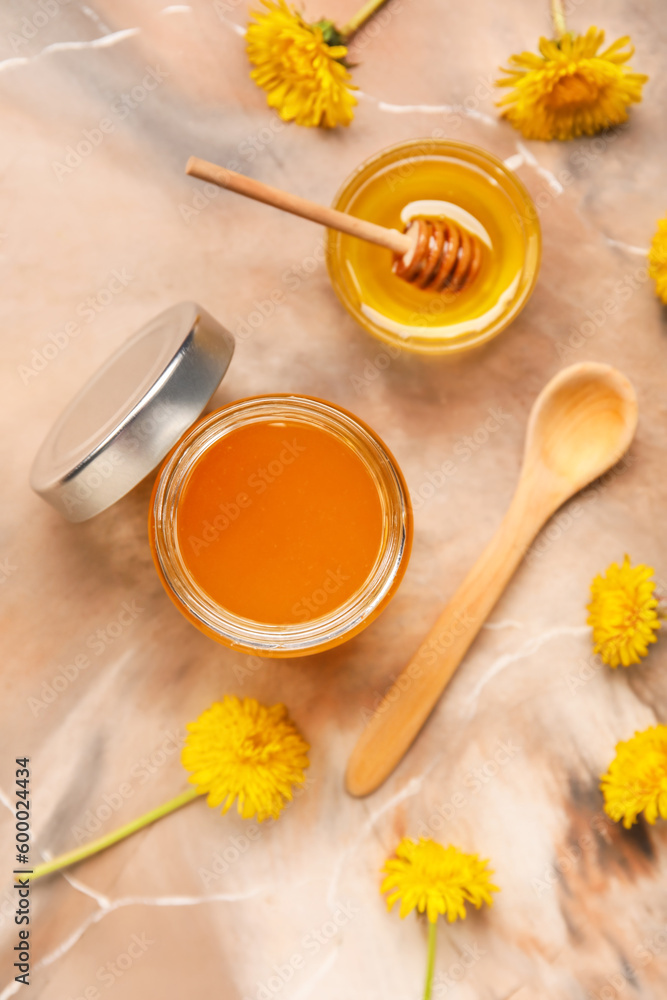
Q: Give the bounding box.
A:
[523,363,637,495]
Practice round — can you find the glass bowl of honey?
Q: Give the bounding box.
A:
[327,139,541,354]
[150,395,412,657]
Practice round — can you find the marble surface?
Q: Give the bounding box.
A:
[1,0,667,997]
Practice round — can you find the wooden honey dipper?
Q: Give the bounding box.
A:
[186,157,483,294]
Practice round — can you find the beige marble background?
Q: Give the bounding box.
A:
[1,0,667,997]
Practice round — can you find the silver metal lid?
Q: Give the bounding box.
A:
[30,302,235,522]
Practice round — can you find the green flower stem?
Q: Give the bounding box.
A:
[550,0,567,39]
[423,921,438,1000]
[340,0,391,41]
[24,788,200,883]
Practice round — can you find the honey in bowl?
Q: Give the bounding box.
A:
[150,395,412,656]
[327,139,541,354]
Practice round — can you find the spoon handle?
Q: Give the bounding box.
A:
[345,484,548,797]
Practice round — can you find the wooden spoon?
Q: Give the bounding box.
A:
[346,362,638,797]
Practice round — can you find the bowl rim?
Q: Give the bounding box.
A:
[326,137,542,355]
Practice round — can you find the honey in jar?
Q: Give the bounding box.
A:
[150,395,413,656]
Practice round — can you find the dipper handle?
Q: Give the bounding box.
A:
[186,156,411,256]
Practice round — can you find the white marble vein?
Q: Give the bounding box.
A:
[0,870,271,998]
[483,619,525,631]
[605,237,649,257]
[290,945,341,1000]
[215,13,247,37]
[325,770,436,910]
[464,625,590,714]
[79,4,111,34]
[0,28,139,74]
[359,92,497,127]
[0,787,12,814]
[509,141,563,195]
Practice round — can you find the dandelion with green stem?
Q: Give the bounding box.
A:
[496,0,648,140]
[381,837,499,1000]
[26,696,309,882]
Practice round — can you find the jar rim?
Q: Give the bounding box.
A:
[150,394,412,655]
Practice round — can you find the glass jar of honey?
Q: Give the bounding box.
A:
[327,139,541,354]
[150,396,411,656]
[30,303,412,658]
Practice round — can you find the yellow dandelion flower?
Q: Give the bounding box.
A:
[496,26,648,141]
[649,217,667,304]
[601,725,667,828]
[381,838,499,999]
[587,555,661,668]
[27,695,310,882]
[381,837,499,924]
[182,695,309,821]
[246,0,357,128]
